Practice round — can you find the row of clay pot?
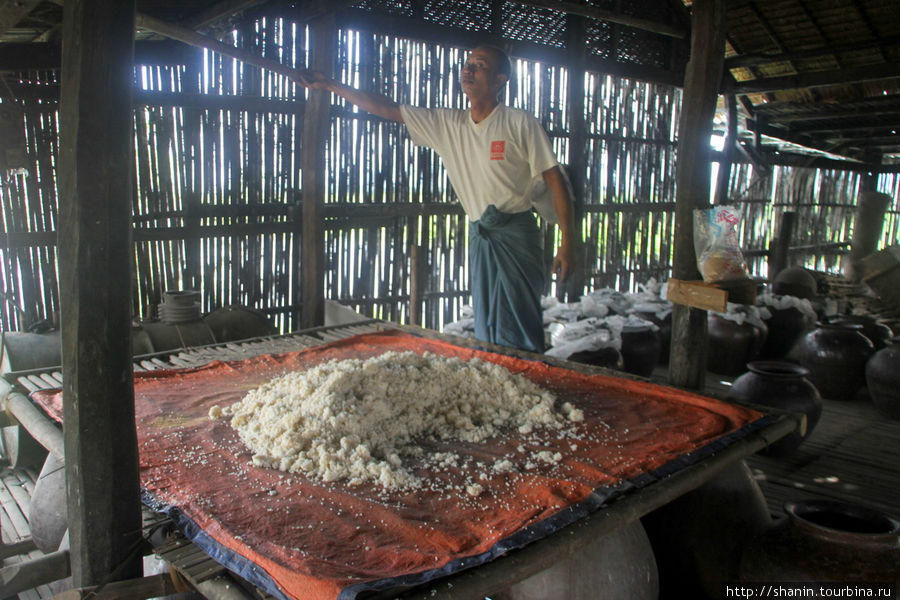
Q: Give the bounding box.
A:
[725,338,900,461]
[711,307,899,419]
[800,323,900,418]
[566,322,666,378]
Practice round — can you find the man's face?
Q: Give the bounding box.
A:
[461,47,507,100]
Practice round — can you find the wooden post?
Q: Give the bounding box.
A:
[564,13,587,302]
[714,94,737,206]
[299,15,335,329]
[768,210,796,279]
[409,244,425,327]
[668,0,726,390]
[847,190,891,281]
[58,0,142,586]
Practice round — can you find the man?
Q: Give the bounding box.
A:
[297,45,575,353]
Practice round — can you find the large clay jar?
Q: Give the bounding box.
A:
[642,461,772,599]
[634,309,672,364]
[495,520,658,600]
[740,500,900,586]
[799,322,875,401]
[707,314,768,376]
[772,267,817,299]
[620,325,661,377]
[727,361,823,456]
[866,335,900,420]
[760,305,809,359]
[827,315,893,351]
[568,347,624,371]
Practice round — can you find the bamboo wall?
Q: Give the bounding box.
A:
[1,13,896,335]
[726,163,900,277]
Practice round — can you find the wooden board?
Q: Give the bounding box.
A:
[746,393,900,520]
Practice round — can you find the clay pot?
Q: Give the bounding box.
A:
[740,500,900,585]
[568,347,624,370]
[866,335,900,420]
[495,520,658,600]
[727,361,822,456]
[635,310,672,364]
[620,325,661,377]
[707,314,768,376]
[772,267,817,300]
[826,315,893,351]
[29,453,67,553]
[642,461,771,599]
[799,322,875,401]
[759,306,809,359]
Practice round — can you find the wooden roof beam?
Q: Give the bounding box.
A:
[746,1,787,55]
[745,118,895,159]
[754,109,900,124]
[751,94,900,117]
[727,63,900,93]
[515,0,688,39]
[793,0,840,68]
[183,0,269,30]
[725,35,900,70]
[781,121,900,135]
[0,0,44,37]
[848,0,886,62]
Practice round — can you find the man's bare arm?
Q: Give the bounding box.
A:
[543,165,576,283]
[295,70,404,123]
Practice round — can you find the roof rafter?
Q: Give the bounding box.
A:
[728,62,900,93]
[0,0,44,37]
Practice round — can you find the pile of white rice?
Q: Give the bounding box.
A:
[211,351,583,490]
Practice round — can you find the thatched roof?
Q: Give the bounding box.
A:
[1,0,898,165]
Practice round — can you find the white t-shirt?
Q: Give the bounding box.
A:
[400,104,559,220]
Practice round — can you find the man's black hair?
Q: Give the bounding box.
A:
[476,45,512,79]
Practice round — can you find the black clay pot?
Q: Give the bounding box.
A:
[827,315,893,351]
[727,361,822,456]
[568,347,624,371]
[740,500,900,586]
[620,325,661,377]
[760,306,809,359]
[643,461,772,599]
[707,314,768,377]
[635,311,672,365]
[772,267,817,300]
[866,335,900,420]
[799,322,875,401]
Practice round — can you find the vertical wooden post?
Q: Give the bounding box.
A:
[847,190,891,281]
[564,13,587,302]
[668,0,726,390]
[409,244,425,327]
[768,210,796,279]
[714,94,737,206]
[300,15,335,330]
[58,0,142,586]
[182,50,204,293]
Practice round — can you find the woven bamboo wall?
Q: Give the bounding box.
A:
[726,163,900,278]
[1,13,896,335]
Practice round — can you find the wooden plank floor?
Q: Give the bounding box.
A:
[701,374,900,521]
[0,464,55,600]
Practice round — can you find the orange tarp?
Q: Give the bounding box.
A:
[33,330,766,600]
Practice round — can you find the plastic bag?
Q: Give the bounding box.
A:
[693,206,749,282]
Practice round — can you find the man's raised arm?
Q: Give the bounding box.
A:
[296,70,404,123]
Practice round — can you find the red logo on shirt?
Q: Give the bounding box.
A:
[490,140,506,160]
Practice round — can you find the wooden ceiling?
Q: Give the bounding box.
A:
[1,0,898,165]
